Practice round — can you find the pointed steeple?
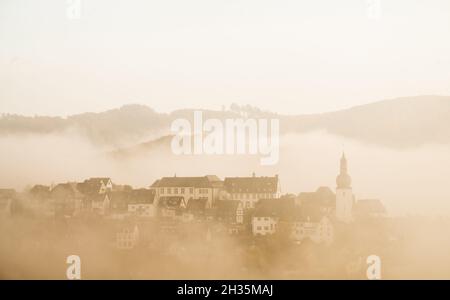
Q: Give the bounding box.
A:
[340,152,348,174]
[336,152,351,189]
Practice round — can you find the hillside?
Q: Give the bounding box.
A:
[1,96,449,149]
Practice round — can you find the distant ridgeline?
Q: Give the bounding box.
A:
[1,96,450,148]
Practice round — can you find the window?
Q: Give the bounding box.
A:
[264,217,269,221]
[257,226,262,230]
[160,188,164,193]
[174,188,178,194]
[264,226,269,230]
[189,188,194,193]
[181,188,185,193]
[167,188,171,194]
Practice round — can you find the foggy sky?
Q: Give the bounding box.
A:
[1,0,450,116]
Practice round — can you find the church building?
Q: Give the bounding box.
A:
[335,153,355,223]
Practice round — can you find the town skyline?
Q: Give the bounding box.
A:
[2,0,450,283]
[0,153,390,279]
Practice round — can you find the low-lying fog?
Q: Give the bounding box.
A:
[1,131,449,216]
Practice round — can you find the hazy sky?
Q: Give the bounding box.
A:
[1,0,450,116]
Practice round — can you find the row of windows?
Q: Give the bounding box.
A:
[256,224,275,231]
[232,193,274,200]
[159,187,195,194]
[198,188,209,194]
[117,241,135,249]
[255,217,271,221]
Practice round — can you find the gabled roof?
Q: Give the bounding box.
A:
[77,177,111,195]
[51,183,82,198]
[186,198,208,213]
[205,175,224,188]
[294,205,323,222]
[297,186,335,208]
[150,179,160,188]
[29,185,50,197]
[152,176,217,188]
[253,197,296,220]
[215,200,241,218]
[224,176,278,193]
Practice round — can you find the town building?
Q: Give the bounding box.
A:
[127,188,156,218]
[215,200,244,224]
[251,197,295,236]
[214,200,244,234]
[150,175,223,209]
[77,177,113,195]
[116,224,140,250]
[335,153,355,223]
[28,185,52,216]
[87,194,110,216]
[296,186,335,215]
[158,196,186,219]
[182,198,208,222]
[108,191,131,219]
[224,174,280,209]
[291,213,334,245]
[50,183,84,217]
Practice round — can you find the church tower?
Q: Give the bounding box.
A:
[335,153,354,223]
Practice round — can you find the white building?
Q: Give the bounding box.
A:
[252,216,278,236]
[150,175,223,209]
[224,174,280,209]
[251,197,295,236]
[291,215,334,245]
[127,189,156,218]
[335,153,355,223]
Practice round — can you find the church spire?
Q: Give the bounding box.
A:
[336,152,351,189]
[340,152,348,174]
